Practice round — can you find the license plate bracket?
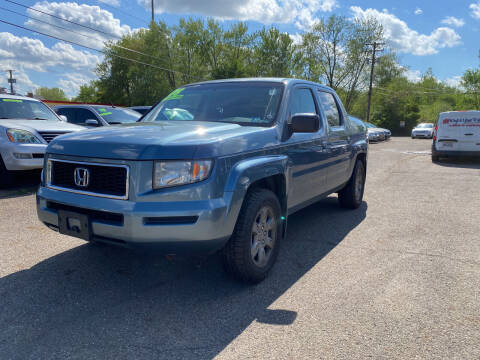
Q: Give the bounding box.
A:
[58,210,91,241]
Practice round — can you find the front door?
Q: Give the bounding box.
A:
[286,86,330,210]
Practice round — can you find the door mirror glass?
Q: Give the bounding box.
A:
[85,119,99,126]
[289,113,320,133]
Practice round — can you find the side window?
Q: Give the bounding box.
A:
[56,108,75,123]
[75,109,97,124]
[318,91,342,128]
[290,88,317,115]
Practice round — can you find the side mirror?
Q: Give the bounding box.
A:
[289,113,320,133]
[59,115,67,122]
[85,119,99,126]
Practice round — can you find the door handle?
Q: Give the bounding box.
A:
[465,133,473,136]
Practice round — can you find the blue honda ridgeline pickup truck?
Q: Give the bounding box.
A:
[37,78,368,283]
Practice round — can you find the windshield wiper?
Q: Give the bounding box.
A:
[31,117,49,120]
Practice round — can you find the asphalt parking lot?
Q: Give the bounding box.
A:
[1,137,479,359]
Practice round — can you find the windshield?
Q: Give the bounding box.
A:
[0,98,59,121]
[92,106,141,124]
[417,123,434,128]
[142,82,284,126]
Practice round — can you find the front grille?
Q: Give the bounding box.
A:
[32,153,44,159]
[39,132,69,143]
[47,201,124,226]
[50,160,128,199]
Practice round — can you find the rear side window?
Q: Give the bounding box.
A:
[56,108,76,123]
[290,88,317,115]
[318,91,342,127]
[76,109,97,124]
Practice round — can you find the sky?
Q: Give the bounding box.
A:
[0,0,479,97]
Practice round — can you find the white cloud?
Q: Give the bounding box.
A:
[404,68,422,83]
[58,73,96,98]
[470,1,480,19]
[139,0,338,29]
[98,0,120,6]
[289,33,303,45]
[350,7,461,56]
[0,68,39,94]
[0,32,101,72]
[443,75,462,88]
[414,8,423,15]
[0,31,101,96]
[25,1,132,49]
[441,16,465,27]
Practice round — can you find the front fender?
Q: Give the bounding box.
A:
[225,155,288,193]
[221,155,289,234]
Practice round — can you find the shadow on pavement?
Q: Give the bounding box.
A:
[0,170,40,199]
[434,157,480,169]
[0,197,367,359]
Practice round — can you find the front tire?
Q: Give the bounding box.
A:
[222,188,282,284]
[0,157,14,188]
[338,160,366,209]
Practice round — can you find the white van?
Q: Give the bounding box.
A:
[432,111,480,161]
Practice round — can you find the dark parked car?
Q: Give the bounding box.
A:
[128,106,152,115]
[53,105,141,127]
[38,78,368,283]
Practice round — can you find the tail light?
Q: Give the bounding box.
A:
[433,125,438,141]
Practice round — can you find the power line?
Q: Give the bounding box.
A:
[0,5,169,64]
[5,0,122,40]
[0,18,189,77]
[92,0,148,26]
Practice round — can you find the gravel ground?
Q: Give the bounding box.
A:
[0,137,479,359]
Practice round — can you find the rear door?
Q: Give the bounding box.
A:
[317,90,351,191]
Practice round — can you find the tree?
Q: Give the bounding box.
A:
[34,87,68,101]
[73,83,99,103]
[253,27,295,77]
[461,68,480,109]
[296,15,383,112]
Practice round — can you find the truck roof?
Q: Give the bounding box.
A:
[187,77,334,92]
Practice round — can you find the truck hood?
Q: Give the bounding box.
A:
[47,121,278,160]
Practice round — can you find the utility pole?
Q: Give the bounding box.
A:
[151,0,154,23]
[6,70,16,94]
[366,42,384,123]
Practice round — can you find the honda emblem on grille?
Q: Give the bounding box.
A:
[74,168,90,187]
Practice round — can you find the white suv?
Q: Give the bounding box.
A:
[412,123,434,139]
[0,94,83,186]
[432,111,480,161]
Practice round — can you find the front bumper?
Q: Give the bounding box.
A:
[37,186,240,254]
[412,132,433,138]
[1,143,46,170]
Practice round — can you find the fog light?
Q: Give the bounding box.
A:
[13,153,32,159]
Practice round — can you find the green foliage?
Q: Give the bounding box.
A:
[73,83,99,103]
[34,87,68,101]
[74,15,479,136]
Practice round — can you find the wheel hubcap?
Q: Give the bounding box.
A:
[354,165,364,202]
[251,206,276,267]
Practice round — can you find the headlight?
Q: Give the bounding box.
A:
[6,129,42,144]
[153,160,213,189]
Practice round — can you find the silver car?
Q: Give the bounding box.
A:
[0,94,83,186]
[412,123,434,139]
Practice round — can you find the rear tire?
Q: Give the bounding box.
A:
[221,188,282,284]
[432,154,439,162]
[0,157,14,188]
[338,160,366,209]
